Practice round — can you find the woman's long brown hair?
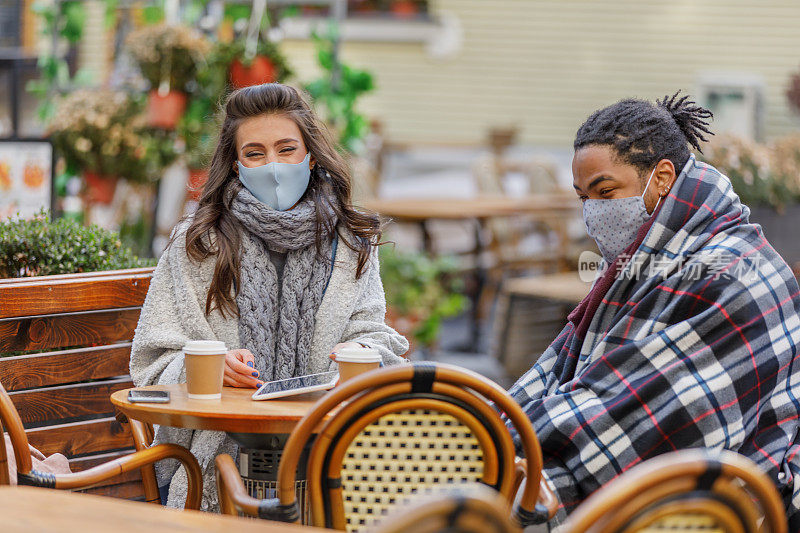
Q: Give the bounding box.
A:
[182,83,381,318]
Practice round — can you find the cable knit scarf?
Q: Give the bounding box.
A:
[230,187,335,380]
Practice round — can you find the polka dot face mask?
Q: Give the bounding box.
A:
[582,166,660,265]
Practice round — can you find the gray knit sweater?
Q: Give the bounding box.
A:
[130,223,408,510]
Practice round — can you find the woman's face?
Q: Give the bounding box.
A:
[234,113,315,169]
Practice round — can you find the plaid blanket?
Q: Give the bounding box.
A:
[508,155,800,526]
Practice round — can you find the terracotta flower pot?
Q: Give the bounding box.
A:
[83,171,118,205]
[186,168,209,201]
[147,90,188,129]
[229,56,277,89]
[391,0,419,18]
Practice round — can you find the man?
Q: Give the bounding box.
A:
[508,92,800,526]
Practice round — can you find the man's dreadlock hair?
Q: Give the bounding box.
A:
[574,91,714,176]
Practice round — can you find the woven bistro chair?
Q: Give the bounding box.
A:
[562,449,787,533]
[215,362,558,531]
[0,381,203,509]
[368,483,521,533]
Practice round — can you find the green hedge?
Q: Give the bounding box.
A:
[0,211,154,278]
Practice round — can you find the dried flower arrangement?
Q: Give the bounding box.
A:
[126,23,211,93]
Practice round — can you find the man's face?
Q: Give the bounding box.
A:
[572,145,662,213]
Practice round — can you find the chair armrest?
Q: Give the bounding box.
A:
[512,458,558,526]
[42,443,202,510]
[258,498,301,522]
[214,453,261,517]
[126,418,159,504]
[214,454,300,522]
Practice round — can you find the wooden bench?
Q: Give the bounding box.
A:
[492,272,590,378]
[0,267,155,500]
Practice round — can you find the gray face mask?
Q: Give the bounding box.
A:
[582,166,661,264]
[237,153,311,211]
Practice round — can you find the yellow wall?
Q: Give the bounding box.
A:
[280,0,800,147]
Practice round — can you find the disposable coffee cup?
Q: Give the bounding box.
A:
[183,340,227,400]
[334,346,382,383]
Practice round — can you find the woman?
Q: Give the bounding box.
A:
[508,93,800,527]
[131,83,408,510]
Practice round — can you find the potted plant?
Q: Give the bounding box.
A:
[390,0,421,18]
[48,88,155,204]
[216,39,294,89]
[351,0,380,16]
[126,24,211,129]
[379,247,469,354]
[0,210,153,278]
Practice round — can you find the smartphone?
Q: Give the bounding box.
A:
[128,390,171,403]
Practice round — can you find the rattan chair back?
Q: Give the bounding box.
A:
[274,362,550,531]
[562,449,787,533]
[368,483,521,533]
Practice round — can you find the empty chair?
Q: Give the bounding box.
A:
[0,380,203,509]
[215,362,558,531]
[562,449,787,533]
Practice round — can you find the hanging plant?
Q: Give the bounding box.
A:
[126,23,211,129]
[218,39,294,88]
[47,88,173,203]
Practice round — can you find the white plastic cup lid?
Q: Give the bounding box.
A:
[334,346,381,364]
[183,340,227,355]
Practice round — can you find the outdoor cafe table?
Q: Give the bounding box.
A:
[111,383,329,523]
[111,383,326,434]
[362,193,577,258]
[0,486,323,533]
[363,194,579,345]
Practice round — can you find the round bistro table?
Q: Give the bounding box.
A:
[111,383,331,523]
[111,383,326,434]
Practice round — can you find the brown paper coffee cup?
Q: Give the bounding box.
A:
[335,346,382,383]
[183,340,226,400]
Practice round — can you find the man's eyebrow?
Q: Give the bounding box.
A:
[587,175,615,190]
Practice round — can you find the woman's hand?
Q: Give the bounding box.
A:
[328,342,364,361]
[224,348,264,388]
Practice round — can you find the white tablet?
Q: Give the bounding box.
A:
[251,371,339,401]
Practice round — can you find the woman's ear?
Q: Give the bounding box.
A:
[309,154,316,170]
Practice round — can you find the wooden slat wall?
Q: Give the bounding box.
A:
[272,0,800,147]
[0,308,141,352]
[0,267,153,319]
[9,378,133,427]
[26,417,134,457]
[0,268,154,501]
[0,344,131,391]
